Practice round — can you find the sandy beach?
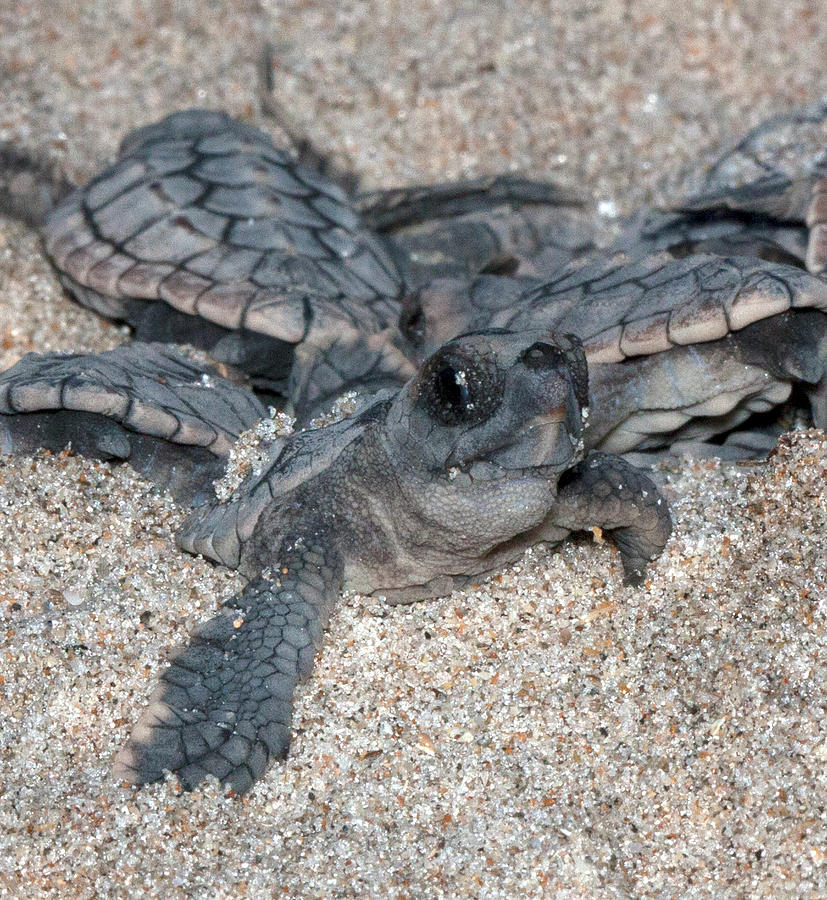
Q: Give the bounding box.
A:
[0,2,825,897]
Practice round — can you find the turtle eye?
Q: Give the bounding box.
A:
[400,303,425,346]
[521,341,564,369]
[419,348,503,426]
[433,364,471,418]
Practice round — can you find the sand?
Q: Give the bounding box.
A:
[0,2,825,897]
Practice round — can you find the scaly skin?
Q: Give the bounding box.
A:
[114,545,343,796]
[552,453,672,585]
[0,330,673,793]
[0,101,824,794]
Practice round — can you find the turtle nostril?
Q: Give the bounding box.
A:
[521,341,563,369]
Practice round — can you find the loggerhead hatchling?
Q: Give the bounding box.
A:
[0,98,824,792]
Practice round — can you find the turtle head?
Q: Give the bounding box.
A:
[378,329,589,556]
[384,328,589,481]
[399,276,534,358]
[399,278,475,355]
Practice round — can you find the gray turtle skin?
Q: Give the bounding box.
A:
[7,108,588,411]
[0,330,671,793]
[0,100,825,793]
[405,252,827,455]
[0,343,267,506]
[357,175,599,284]
[399,104,827,458]
[4,104,823,442]
[38,109,408,402]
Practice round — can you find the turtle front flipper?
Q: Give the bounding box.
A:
[611,100,826,273]
[677,98,826,224]
[357,175,583,231]
[668,99,827,274]
[0,342,267,505]
[40,109,406,390]
[359,176,594,283]
[585,308,827,456]
[550,452,672,586]
[114,542,343,795]
[615,207,811,270]
[551,254,827,366]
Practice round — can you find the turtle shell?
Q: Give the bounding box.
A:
[41,109,404,338]
[676,98,827,219]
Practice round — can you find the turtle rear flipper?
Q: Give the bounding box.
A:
[0,342,267,505]
[114,543,342,795]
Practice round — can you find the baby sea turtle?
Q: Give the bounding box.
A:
[401,99,827,457]
[2,103,823,448]
[0,329,671,793]
[0,101,824,792]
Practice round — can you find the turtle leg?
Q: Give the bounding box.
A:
[0,342,267,505]
[114,542,343,795]
[548,452,672,586]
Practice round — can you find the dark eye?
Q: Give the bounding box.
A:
[433,365,470,419]
[419,349,503,426]
[521,342,564,369]
[400,305,425,346]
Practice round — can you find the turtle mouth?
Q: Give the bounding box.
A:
[476,407,584,475]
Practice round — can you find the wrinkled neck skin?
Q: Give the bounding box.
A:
[341,421,561,600]
[243,399,573,604]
